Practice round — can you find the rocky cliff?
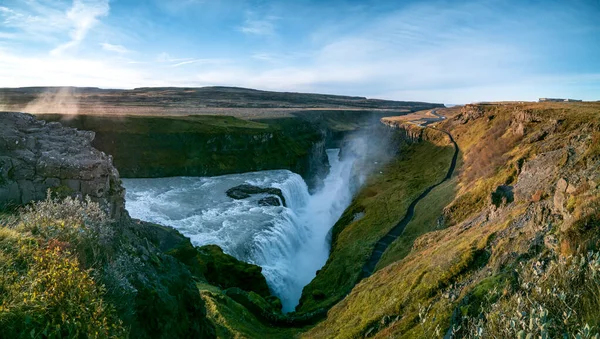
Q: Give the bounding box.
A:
[0,112,124,217]
[36,114,330,189]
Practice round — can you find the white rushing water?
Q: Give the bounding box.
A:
[122,149,356,312]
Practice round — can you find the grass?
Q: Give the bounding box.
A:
[199,285,304,339]
[375,175,458,270]
[302,209,501,339]
[297,129,455,312]
[459,252,600,338]
[36,113,270,134]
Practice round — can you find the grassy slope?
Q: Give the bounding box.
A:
[302,102,600,338]
[375,173,459,270]
[199,285,304,339]
[297,129,455,312]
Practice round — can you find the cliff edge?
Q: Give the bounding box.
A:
[0,112,124,217]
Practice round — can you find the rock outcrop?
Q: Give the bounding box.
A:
[0,112,124,218]
[380,120,424,143]
[226,184,287,207]
[457,104,486,124]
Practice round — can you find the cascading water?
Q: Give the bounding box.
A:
[123,149,357,312]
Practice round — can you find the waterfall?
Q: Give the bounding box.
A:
[122,148,358,313]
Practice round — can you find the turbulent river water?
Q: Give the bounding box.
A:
[122,149,356,312]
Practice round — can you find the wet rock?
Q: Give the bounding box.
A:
[226,183,287,207]
[0,112,124,218]
[258,196,282,206]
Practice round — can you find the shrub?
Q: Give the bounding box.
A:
[18,192,116,268]
[0,236,126,338]
[457,252,600,338]
[0,194,126,338]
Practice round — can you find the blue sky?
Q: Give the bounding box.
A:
[0,0,598,103]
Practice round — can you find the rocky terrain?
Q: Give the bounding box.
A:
[0,112,124,217]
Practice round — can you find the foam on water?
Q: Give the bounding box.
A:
[123,149,356,312]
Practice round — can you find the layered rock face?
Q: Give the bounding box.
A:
[0,112,124,217]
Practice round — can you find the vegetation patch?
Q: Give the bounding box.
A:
[0,198,126,338]
[376,175,458,270]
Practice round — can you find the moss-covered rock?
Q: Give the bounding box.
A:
[196,245,271,297]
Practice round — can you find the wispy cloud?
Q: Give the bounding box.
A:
[240,20,275,36]
[0,2,70,43]
[0,49,151,88]
[170,59,230,67]
[51,0,110,55]
[156,52,190,63]
[239,12,278,36]
[100,42,130,54]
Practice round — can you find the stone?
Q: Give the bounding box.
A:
[62,179,81,192]
[17,179,36,204]
[553,178,569,216]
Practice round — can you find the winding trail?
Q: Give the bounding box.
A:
[360,125,459,278]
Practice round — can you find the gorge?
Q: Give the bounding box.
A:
[122,148,358,312]
[1,89,599,339]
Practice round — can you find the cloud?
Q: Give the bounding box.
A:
[101,42,130,54]
[0,2,70,43]
[156,52,189,63]
[51,0,110,55]
[239,12,278,36]
[0,32,18,40]
[170,59,230,67]
[0,49,152,89]
[0,0,597,103]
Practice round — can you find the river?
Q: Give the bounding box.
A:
[122,149,356,312]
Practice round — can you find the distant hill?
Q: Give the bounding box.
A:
[0,86,443,118]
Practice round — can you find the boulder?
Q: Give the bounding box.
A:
[226,183,287,207]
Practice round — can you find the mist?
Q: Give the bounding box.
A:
[23,87,80,115]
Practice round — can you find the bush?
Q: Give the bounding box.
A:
[457,252,600,338]
[0,234,126,338]
[18,192,116,268]
[0,194,126,338]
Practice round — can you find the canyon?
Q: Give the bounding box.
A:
[0,89,599,338]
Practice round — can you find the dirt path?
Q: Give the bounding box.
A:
[360,127,459,278]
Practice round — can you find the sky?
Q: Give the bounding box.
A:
[0,0,599,104]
